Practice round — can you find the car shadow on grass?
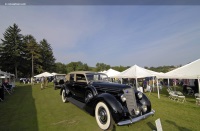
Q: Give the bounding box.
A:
[0,84,38,131]
[165,120,191,131]
[147,122,156,130]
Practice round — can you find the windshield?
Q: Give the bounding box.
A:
[86,73,108,82]
[55,75,65,80]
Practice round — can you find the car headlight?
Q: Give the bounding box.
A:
[137,92,143,99]
[120,94,126,102]
[134,108,140,115]
[142,105,147,113]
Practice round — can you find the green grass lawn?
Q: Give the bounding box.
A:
[0,83,200,131]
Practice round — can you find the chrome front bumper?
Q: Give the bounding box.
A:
[117,109,155,126]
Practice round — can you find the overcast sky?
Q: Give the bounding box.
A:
[0,5,200,67]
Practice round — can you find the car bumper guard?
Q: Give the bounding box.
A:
[117,109,155,126]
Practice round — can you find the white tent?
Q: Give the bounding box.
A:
[114,65,153,90]
[99,70,107,73]
[34,72,53,77]
[51,72,66,76]
[146,70,166,79]
[115,65,153,79]
[145,70,167,98]
[165,58,200,92]
[0,70,14,79]
[165,59,200,79]
[0,70,7,78]
[114,65,165,99]
[104,69,120,77]
[51,72,57,76]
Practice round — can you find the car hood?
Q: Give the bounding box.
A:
[91,81,131,93]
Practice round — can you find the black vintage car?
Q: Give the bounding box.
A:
[60,71,155,130]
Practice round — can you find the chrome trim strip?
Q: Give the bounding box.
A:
[117,109,155,126]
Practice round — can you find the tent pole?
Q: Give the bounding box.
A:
[168,78,170,87]
[157,77,160,99]
[198,77,200,93]
[136,77,138,89]
[153,77,155,91]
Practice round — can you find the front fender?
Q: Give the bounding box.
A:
[60,84,66,95]
[91,93,124,123]
[135,90,152,112]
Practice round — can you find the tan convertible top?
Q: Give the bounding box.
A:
[65,71,97,81]
[68,71,95,74]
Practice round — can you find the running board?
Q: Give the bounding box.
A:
[67,97,86,109]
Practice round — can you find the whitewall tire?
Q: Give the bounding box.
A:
[95,102,114,130]
[62,89,68,103]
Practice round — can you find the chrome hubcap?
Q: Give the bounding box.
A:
[98,107,107,124]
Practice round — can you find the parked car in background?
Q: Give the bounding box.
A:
[53,74,66,90]
[60,71,155,130]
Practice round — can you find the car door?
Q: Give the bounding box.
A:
[73,74,87,102]
[67,73,76,96]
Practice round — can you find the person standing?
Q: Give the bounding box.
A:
[41,76,44,90]
[44,77,48,88]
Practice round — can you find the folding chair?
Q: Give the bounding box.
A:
[3,85,12,95]
[194,93,200,105]
[169,91,178,101]
[176,91,186,103]
[196,98,200,105]
[194,93,200,98]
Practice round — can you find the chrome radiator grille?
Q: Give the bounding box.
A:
[123,88,138,116]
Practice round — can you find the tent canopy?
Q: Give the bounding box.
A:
[146,70,166,78]
[165,58,200,79]
[114,65,154,78]
[0,70,14,78]
[104,69,120,77]
[34,72,53,77]
[52,72,66,76]
[99,70,107,73]
[164,58,200,94]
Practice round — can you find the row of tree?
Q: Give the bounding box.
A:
[55,62,131,74]
[56,62,175,74]
[0,23,176,79]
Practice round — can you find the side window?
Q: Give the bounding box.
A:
[70,74,74,82]
[76,74,86,82]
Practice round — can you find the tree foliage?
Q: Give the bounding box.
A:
[23,35,42,76]
[112,65,129,72]
[0,23,23,78]
[95,63,110,72]
[55,62,67,74]
[144,65,176,73]
[66,61,89,73]
[0,24,56,78]
[39,39,56,72]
